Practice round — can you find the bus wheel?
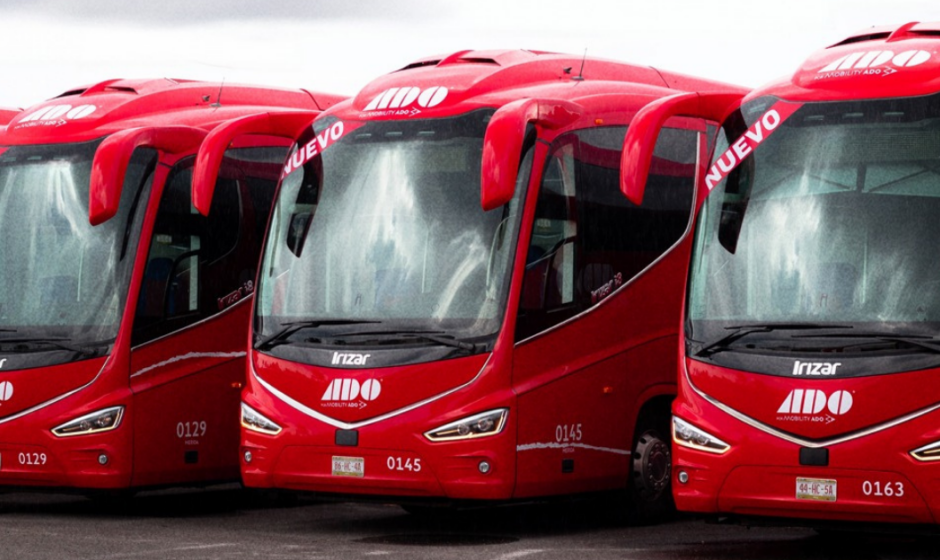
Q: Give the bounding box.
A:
[628,412,674,523]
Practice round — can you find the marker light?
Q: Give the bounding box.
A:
[241,403,282,435]
[52,406,124,437]
[424,409,509,442]
[672,416,730,454]
[910,440,940,462]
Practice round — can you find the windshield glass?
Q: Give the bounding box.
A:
[688,93,940,361]
[256,109,528,353]
[0,140,153,360]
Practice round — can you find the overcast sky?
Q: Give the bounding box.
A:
[2,0,939,108]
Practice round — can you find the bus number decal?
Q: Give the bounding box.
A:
[176,421,207,439]
[18,452,47,466]
[555,423,583,443]
[386,456,421,473]
[862,480,904,498]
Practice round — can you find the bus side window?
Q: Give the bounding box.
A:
[514,125,697,342]
[131,149,280,346]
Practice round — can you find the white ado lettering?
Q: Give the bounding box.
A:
[704,104,800,191]
[792,361,841,376]
[777,389,853,415]
[363,86,449,113]
[282,121,345,177]
[18,104,97,126]
[321,378,382,402]
[818,50,930,74]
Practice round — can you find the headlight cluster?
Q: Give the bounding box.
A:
[52,406,124,437]
[241,403,282,435]
[672,416,730,454]
[911,440,940,462]
[424,409,508,442]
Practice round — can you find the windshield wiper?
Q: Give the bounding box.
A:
[0,336,107,358]
[255,320,380,350]
[332,330,480,352]
[790,332,940,355]
[693,324,853,357]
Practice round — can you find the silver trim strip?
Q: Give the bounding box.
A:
[130,295,252,351]
[254,353,493,430]
[516,441,630,456]
[131,351,246,378]
[684,361,940,448]
[0,355,112,426]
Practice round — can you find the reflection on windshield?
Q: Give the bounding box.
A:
[0,140,152,348]
[689,93,940,341]
[258,110,527,343]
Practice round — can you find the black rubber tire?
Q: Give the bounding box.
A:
[626,408,675,524]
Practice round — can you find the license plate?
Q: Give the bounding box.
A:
[796,477,837,501]
[331,456,364,477]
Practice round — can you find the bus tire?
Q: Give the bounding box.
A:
[627,408,674,524]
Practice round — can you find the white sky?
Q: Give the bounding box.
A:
[2,0,939,109]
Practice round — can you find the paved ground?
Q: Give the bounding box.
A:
[0,486,937,560]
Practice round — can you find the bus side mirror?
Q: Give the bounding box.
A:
[89,126,206,225]
[620,91,745,206]
[481,98,581,211]
[192,111,319,216]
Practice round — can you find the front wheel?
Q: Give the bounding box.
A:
[627,411,674,524]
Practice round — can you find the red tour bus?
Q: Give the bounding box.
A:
[0,79,344,494]
[621,22,940,526]
[193,50,745,516]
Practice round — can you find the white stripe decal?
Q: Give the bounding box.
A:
[256,353,492,430]
[516,442,630,456]
[131,351,246,378]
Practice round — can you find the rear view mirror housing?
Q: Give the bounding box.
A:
[192,111,319,216]
[620,92,744,206]
[481,98,582,211]
[89,126,206,225]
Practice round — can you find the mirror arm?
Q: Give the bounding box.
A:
[192,110,319,216]
[89,126,206,225]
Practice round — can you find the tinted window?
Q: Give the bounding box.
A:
[516,126,697,341]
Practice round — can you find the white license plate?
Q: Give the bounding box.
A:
[331,456,364,477]
[796,477,837,501]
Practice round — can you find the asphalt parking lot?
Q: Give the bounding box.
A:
[0,485,937,560]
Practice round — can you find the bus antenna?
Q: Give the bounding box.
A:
[573,49,587,82]
[212,78,225,108]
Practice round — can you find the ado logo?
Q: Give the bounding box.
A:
[817,50,931,78]
[363,86,449,113]
[17,104,97,127]
[777,389,853,416]
[0,381,13,402]
[321,378,382,402]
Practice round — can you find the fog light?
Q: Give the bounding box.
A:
[678,470,689,484]
[478,460,491,474]
[244,451,253,464]
[98,454,108,465]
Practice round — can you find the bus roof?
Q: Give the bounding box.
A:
[752,21,940,103]
[334,49,747,121]
[1,78,346,145]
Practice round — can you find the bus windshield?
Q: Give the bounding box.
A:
[688,93,940,353]
[0,140,152,359]
[256,109,528,353]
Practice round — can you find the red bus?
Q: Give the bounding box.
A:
[193,50,745,517]
[0,79,343,494]
[621,22,940,526]
[0,108,20,126]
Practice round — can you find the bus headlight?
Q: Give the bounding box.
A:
[52,406,124,437]
[241,403,282,435]
[424,409,509,442]
[910,440,940,462]
[673,416,730,454]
